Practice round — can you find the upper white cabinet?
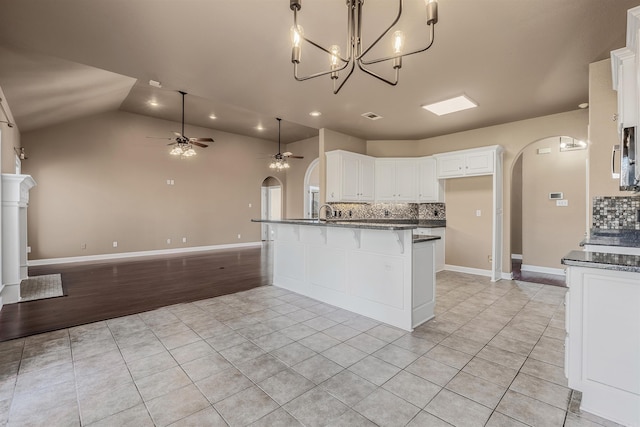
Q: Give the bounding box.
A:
[417,157,442,202]
[611,6,640,132]
[326,150,375,202]
[375,159,418,202]
[435,147,496,178]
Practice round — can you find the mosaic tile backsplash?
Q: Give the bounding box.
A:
[329,203,445,220]
[592,196,640,230]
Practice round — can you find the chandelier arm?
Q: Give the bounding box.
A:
[357,0,403,61]
[293,10,351,63]
[357,61,399,87]
[333,60,357,94]
[360,24,435,66]
[293,58,353,82]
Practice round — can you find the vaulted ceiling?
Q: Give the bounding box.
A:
[0,0,638,143]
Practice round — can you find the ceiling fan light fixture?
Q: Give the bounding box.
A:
[170,145,184,156]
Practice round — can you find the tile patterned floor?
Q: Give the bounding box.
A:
[0,271,624,426]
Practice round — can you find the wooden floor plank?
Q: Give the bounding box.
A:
[0,245,272,342]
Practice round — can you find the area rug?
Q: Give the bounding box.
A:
[19,274,65,302]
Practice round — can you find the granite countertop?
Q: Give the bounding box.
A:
[562,250,640,273]
[413,235,441,243]
[580,228,640,249]
[252,218,446,231]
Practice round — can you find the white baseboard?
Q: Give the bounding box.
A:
[28,242,263,266]
[444,264,492,278]
[520,264,566,276]
[443,265,514,282]
[511,254,523,260]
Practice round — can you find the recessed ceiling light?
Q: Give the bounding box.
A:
[149,80,162,88]
[421,95,477,116]
[309,111,322,117]
[209,114,217,119]
[148,100,159,107]
[256,125,264,131]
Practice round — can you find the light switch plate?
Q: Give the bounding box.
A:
[556,199,569,207]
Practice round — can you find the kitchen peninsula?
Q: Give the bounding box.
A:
[252,219,440,331]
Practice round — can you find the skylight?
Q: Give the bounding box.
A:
[421,95,477,116]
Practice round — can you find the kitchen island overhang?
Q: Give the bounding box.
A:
[253,219,439,331]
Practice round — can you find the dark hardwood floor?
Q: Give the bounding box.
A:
[0,245,272,342]
[511,258,566,287]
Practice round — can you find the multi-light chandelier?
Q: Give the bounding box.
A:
[289,0,439,94]
[169,143,197,158]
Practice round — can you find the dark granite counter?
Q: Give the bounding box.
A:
[413,235,441,244]
[580,229,640,249]
[252,218,417,231]
[562,250,640,273]
[252,218,446,231]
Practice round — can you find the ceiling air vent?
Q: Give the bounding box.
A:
[361,112,383,121]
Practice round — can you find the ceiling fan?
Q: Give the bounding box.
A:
[148,90,214,157]
[269,117,303,170]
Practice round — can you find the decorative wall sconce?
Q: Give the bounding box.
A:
[14,147,27,160]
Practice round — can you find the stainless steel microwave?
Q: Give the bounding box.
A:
[612,126,639,192]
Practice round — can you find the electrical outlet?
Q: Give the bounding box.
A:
[488,255,492,263]
[556,199,569,207]
[113,241,118,248]
[166,238,171,245]
[81,243,87,250]
[27,246,31,254]
[182,237,187,243]
[248,203,252,208]
[476,210,481,217]
[237,234,241,239]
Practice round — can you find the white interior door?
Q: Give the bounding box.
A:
[261,186,282,241]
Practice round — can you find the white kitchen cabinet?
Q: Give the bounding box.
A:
[417,157,442,202]
[375,158,417,202]
[611,6,640,132]
[565,266,640,427]
[326,150,375,202]
[414,228,445,272]
[435,148,495,178]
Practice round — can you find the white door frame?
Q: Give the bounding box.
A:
[303,158,319,218]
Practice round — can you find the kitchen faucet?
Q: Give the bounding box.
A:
[318,204,335,220]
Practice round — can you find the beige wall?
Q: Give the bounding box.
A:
[511,156,523,255]
[521,137,587,270]
[21,110,279,260]
[589,59,628,201]
[319,128,367,203]
[367,109,589,273]
[0,86,20,174]
[444,176,493,270]
[284,136,319,218]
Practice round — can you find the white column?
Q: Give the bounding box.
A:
[1,174,36,306]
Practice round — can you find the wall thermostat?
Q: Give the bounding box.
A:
[549,192,564,200]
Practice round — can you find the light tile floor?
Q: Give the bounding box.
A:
[0,271,625,426]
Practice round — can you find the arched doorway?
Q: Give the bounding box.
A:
[303,158,319,218]
[510,136,588,285]
[261,176,283,241]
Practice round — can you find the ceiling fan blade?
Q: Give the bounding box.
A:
[167,142,177,146]
[282,151,293,156]
[172,131,182,137]
[289,155,304,159]
[189,137,214,143]
[190,141,208,148]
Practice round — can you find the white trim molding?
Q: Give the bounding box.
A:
[28,242,262,266]
[520,264,566,276]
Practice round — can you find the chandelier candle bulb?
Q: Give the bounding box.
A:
[291,25,303,63]
[426,0,438,24]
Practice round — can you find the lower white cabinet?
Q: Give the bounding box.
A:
[565,266,640,427]
[414,228,445,272]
